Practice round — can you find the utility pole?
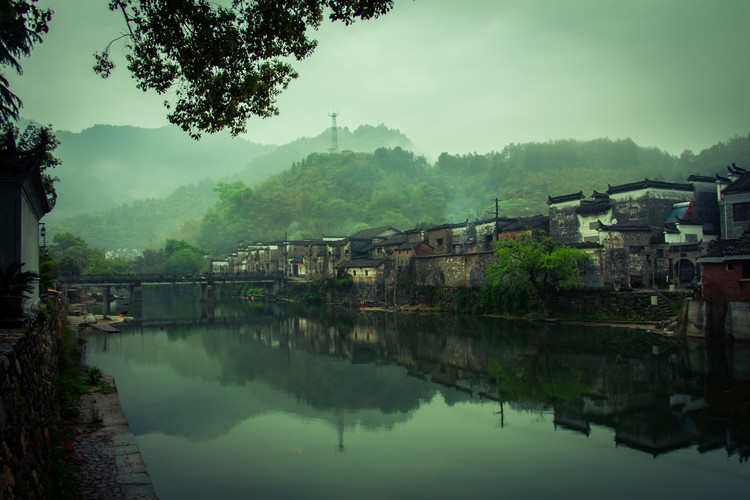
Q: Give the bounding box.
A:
[328,112,338,153]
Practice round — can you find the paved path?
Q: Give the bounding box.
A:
[73,375,158,500]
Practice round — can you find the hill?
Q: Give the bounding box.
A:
[196,134,750,255]
[49,181,217,250]
[47,124,275,220]
[46,123,415,250]
[234,124,414,186]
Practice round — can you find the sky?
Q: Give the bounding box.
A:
[9,0,750,158]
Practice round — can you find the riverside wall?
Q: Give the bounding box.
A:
[0,298,65,499]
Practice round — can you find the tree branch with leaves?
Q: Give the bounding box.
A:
[93,0,394,138]
[487,233,588,318]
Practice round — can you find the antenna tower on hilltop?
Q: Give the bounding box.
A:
[328,112,338,153]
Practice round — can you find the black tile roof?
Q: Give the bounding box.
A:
[575,199,611,215]
[722,172,750,195]
[547,191,584,205]
[597,222,652,232]
[340,259,386,268]
[374,233,407,247]
[607,179,693,195]
[687,174,716,183]
[703,224,750,258]
[349,226,400,240]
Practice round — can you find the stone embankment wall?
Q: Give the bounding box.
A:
[548,289,685,320]
[1,300,64,499]
[408,285,685,320]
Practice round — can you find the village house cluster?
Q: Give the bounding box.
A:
[212,164,750,311]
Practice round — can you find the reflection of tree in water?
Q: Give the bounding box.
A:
[200,327,438,417]
[489,353,593,409]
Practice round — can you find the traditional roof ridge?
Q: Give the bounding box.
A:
[607,179,694,195]
[340,258,386,268]
[349,226,400,240]
[722,171,750,195]
[547,191,584,205]
[687,174,716,183]
[575,198,611,215]
[597,222,652,232]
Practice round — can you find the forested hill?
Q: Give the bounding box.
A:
[46,123,414,249]
[50,181,218,250]
[49,124,275,219]
[233,124,414,186]
[196,134,750,255]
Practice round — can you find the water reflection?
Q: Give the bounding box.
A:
[86,290,750,499]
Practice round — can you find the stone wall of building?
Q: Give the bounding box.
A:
[414,252,496,289]
[549,207,579,244]
[0,299,65,500]
[723,192,750,240]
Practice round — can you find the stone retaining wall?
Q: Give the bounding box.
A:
[0,300,64,499]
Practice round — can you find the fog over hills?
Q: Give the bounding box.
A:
[49,124,275,219]
[46,123,415,249]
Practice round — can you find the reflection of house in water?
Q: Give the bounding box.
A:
[232,309,750,461]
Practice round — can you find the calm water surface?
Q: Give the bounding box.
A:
[86,286,750,499]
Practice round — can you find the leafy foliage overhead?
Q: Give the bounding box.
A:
[96,0,394,138]
[0,0,52,124]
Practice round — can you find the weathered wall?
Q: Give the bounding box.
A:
[0,301,64,500]
[722,192,750,240]
[702,261,750,302]
[686,298,750,341]
[549,207,579,244]
[414,252,496,288]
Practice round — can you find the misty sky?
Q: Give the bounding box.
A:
[9,0,750,157]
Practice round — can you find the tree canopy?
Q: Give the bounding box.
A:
[487,234,588,317]
[0,0,52,123]
[0,0,394,136]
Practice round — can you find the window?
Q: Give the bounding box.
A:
[352,270,357,276]
[437,238,444,246]
[743,262,750,279]
[589,221,599,230]
[733,202,750,222]
[726,263,734,271]
[365,270,369,276]
[685,234,698,242]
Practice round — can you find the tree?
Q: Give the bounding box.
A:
[0,122,60,205]
[487,234,588,317]
[0,0,52,123]
[0,0,394,137]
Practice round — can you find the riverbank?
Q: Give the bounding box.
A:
[67,316,158,499]
[72,374,158,499]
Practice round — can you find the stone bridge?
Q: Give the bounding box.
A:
[61,272,287,314]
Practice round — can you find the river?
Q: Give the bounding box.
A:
[86,285,750,499]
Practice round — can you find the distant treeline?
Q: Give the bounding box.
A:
[195,134,750,254]
[50,132,750,254]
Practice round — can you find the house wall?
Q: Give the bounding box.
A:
[692,180,720,233]
[610,188,693,226]
[20,189,41,308]
[425,228,452,255]
[549,206,579,245]
[665,224,703,244]
[346,266,380,285]
[722,192,750,240]
[414,252,495,288]
[577,209,613,243]
[702,261,750,302]
[0,182,20,269]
